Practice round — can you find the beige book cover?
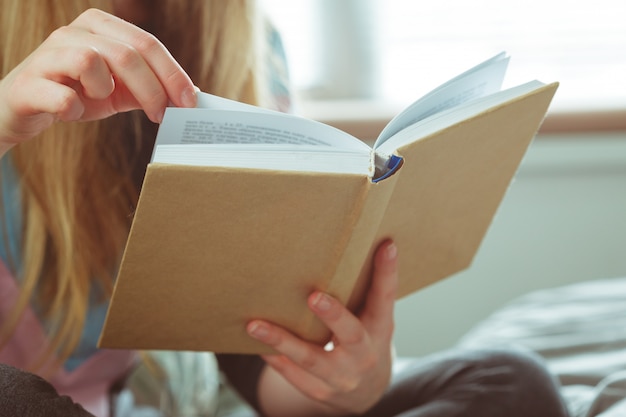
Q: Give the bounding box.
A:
[99,54,558,354]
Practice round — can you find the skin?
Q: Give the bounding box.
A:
[0,8,197,157]
[0,5,400,416]
[251,240,398,417]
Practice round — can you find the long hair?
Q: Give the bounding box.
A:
[0,0,264,367]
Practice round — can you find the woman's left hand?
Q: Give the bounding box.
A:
[248,240,398,417]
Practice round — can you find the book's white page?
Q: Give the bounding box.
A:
[156,108,370,151]
[374,52,509,148]
[376,80,546,156]
[153,144,372,175]
[196,92,281,115]
[153,108,372,175]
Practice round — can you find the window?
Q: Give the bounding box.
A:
[262,0,626,115]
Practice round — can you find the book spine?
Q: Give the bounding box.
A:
[313,172,401,334]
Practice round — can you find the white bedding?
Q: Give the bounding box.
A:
[458,277,626,417]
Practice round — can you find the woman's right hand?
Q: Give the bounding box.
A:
[0,8,197,155]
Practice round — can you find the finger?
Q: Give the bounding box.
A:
[37,45,114,101]
[13,77,85,122]
[247,320,350,384]
[19,42,141,123]
[68,31,168,123]
[0,76,83,143]
[79,77,142,121]
[261,354,340,402]
[71,9,196,108]
[359,240,398,341]
[307,292,371,354]
[42,24,164,122]
[251,321,362,397]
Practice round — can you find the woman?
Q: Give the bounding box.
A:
[0,1,570,416]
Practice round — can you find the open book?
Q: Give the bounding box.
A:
[99,53,558,353]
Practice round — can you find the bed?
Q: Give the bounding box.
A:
[119,276,626,416]
[458,276,626,417]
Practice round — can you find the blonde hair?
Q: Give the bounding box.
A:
[0,0,264,368]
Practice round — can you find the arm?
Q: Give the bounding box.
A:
[215,353,267,411]
[0,8,196,158]
[247,240,399,417]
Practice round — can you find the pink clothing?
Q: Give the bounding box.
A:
[0,261,136,417]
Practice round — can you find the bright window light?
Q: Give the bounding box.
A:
[262,0,626,112]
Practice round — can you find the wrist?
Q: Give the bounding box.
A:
[258,365,348,417]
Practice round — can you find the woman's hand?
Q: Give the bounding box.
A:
[249,240,399,417]
[0,8,196,154]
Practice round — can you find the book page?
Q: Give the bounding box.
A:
[374,52,509,148]
[376,81,547,156]
[196,91,282,115]
[156,108,369,151]
[152,108,373,175]
[152,143,373,176]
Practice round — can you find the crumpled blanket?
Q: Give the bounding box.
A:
[458,277,626,417]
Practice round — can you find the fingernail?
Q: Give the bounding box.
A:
[181,86,197,108]
[385,242,397,260]
[248,321,269,339]
[312,292,332,312]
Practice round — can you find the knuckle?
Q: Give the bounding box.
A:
[336,375,360,393]
[266,355,287,372]
[9,72,29,94]
[55,89,81,120]
[343,326,367,346]
[360,352,379,371]
[112,43,141,70]
[374,280,397,300]
[162,66,186,91]
[73,47,103,74]
[308,386,333,403]
[47,25,73,43]
[71,9,104,27]
[267,330,283,347]
[132,32,161,56]
[298,346,318,371]
[81,8,104,20]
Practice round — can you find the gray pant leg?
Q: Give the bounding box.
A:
[361,347,570,417]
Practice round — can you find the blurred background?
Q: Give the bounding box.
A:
[262,0,626,357]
